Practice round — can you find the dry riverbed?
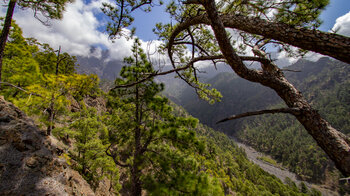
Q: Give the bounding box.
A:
[231,137,339,196]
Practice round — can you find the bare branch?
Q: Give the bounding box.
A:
[168,10,264,86]
[0,82,43,97]
[240,56,271,64]
[339,177,350,183]
[216,108,301,124]
[105,144,130,168]
[183,0,202,5]
[281,69,301,72]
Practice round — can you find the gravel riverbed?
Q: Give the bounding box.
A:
[231,137,338,196]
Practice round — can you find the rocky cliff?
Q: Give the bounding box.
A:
[0,96,96,196]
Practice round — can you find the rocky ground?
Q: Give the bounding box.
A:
[0,96,96,195]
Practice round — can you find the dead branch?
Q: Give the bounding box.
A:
[281,69,301,72]
[216,108,300,124]
[105,144,130,168]
[0,82,43,97]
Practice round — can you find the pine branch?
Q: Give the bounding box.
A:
[183,0,202,5]
[110,55,225,90]
[216,108,300,124]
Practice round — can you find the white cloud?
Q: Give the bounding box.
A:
[332,11,350,36]
[7,0,160,61]
[275,11,350,66]
[276,47,325,66]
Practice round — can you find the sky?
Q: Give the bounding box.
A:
[319,0,350,32]
[2,0,350,64]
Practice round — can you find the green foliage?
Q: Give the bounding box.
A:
[54,105,121,192]
[101,0,163,39]
[257,156,278,166]
[220,0,329,28]
[107,38,223,195]
[170,58,350,186]
[17,0,73,22]
[238,113,330,181]
[1,22,41,95]
[33,43,77,75]
[0,23,119,192]
[274,0,329,28]
[236,59,350,182]
[1,22,100,130]
[59,153,72,165]
[0,21,327,196]
[170,103,308,195]
[9,73,100,130]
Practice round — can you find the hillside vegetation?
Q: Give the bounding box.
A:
[0,24,320,195]
[168,57,350,192]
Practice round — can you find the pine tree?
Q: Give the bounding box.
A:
[104,0,350,176]
[54,105,121,192]
[107,38,223,195]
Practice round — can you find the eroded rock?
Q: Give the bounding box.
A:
[0,96,95,196]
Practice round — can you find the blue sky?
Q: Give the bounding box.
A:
[130,4,170,41]
[319,0,350,31]
[132,0,350,40]
[7,0,350,62]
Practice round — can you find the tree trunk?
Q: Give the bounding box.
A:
[131,49,142,196]
[131,95,142,196]
[47,95,55,135]
[131,162,142,196]
[0,0,16,89]
[200,0,350,176]
[47,47,61,135]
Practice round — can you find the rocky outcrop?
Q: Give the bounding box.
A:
[0,96,95,196]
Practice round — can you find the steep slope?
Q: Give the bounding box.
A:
[236,58,350,187]
[170,103,321,195]
[167,57,345,134]
[166,57,350,192]
[167,68,280,134]
[0,96,96,195]
[0,95,314,195]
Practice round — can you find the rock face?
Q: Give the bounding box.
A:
[0,96,95,196]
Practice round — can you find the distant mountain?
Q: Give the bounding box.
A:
[165,57,345,133]
[75,48,123,81]
[75,49,234,89]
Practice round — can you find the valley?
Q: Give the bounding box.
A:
[232,137,339,196]
[163,57,350,193]
[0,0,349,194]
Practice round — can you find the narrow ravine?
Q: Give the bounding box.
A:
[230,137,338,196]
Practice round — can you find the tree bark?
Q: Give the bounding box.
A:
[197,0,350,176]
[131,47,142,196]
[173,13,350,64]
[0,0,16,89]
[47,47,61,135]
[131,88,142,196]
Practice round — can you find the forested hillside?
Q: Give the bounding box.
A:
[0,24,320,195]
[237,58,350,190]
[168,57,350,192]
